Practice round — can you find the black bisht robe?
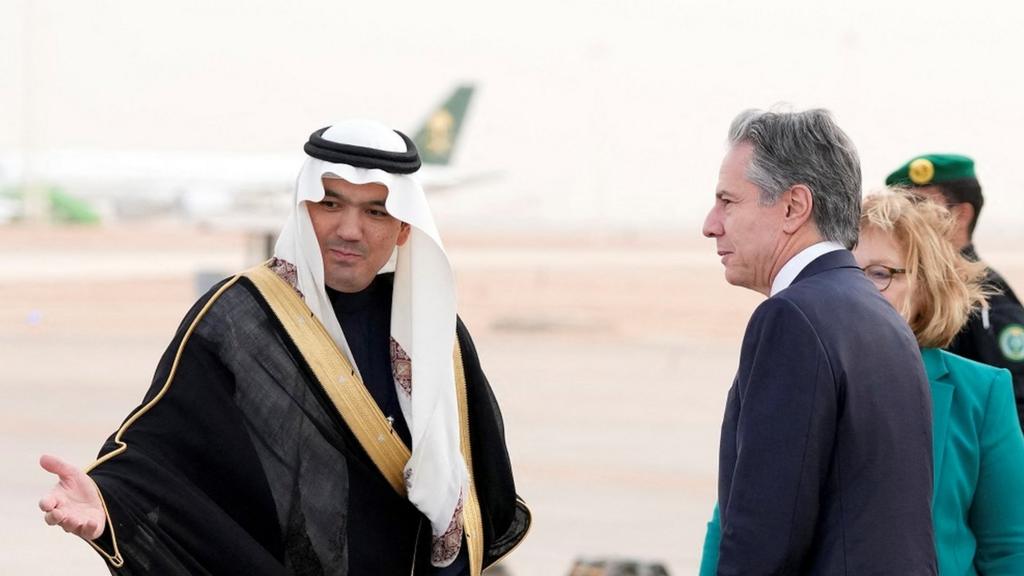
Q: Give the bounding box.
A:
[86,272,529,575]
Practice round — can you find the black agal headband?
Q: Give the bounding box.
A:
[303,127,421,174]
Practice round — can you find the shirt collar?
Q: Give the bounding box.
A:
[770,241,846,296]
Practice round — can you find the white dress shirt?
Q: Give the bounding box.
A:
[770,241,846,297]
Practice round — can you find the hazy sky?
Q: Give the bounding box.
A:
[3,0,1023,232]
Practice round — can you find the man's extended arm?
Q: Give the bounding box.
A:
[38,454,105,541]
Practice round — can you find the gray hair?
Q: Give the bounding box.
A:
[728,108,862,248]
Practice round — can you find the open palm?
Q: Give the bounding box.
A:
[38,454,106,540]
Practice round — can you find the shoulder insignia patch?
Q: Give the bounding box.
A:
[999,324,1024,362]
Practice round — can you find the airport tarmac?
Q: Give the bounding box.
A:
[3,223,1022,575]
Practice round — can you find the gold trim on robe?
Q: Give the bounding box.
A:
[81,262,501,572]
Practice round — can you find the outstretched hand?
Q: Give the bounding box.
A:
[38,454,106,540]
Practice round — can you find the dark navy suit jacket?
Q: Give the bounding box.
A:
[717,250,937,575]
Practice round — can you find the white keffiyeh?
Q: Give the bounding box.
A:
[273,119,468,567]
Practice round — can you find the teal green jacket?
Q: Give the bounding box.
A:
[699,348,1024,575]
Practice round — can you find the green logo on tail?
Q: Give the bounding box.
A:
[412,85,474,166]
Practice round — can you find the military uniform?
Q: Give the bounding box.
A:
[948,245,1024,428]
[888,154,1024,430]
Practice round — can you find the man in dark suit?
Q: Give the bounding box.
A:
[701,109,937,575]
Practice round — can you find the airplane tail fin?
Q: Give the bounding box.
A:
[412,84,474,166]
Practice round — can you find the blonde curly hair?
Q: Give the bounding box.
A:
[860,188,989,348]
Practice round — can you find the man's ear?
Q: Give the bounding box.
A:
[781,184,814,234]
[396,222,412,246]
[949,202,974,229]
[944,202,974,246]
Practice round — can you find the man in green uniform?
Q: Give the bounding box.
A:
[887,154,1024,428]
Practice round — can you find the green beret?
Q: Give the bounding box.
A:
[885,154,976,187]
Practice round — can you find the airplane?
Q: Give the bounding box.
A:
[0,84,487,231]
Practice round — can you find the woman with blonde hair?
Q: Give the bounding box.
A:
[699,188,1024,575]
[856,189,1024,574]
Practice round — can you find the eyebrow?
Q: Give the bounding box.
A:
[864,259,904,268]
[323,189,388,208]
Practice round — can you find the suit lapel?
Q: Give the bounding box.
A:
[921,348,953,493]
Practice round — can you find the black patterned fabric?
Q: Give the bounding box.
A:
[87,275,527,575]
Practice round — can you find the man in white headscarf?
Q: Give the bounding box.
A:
[38,120,530,575]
